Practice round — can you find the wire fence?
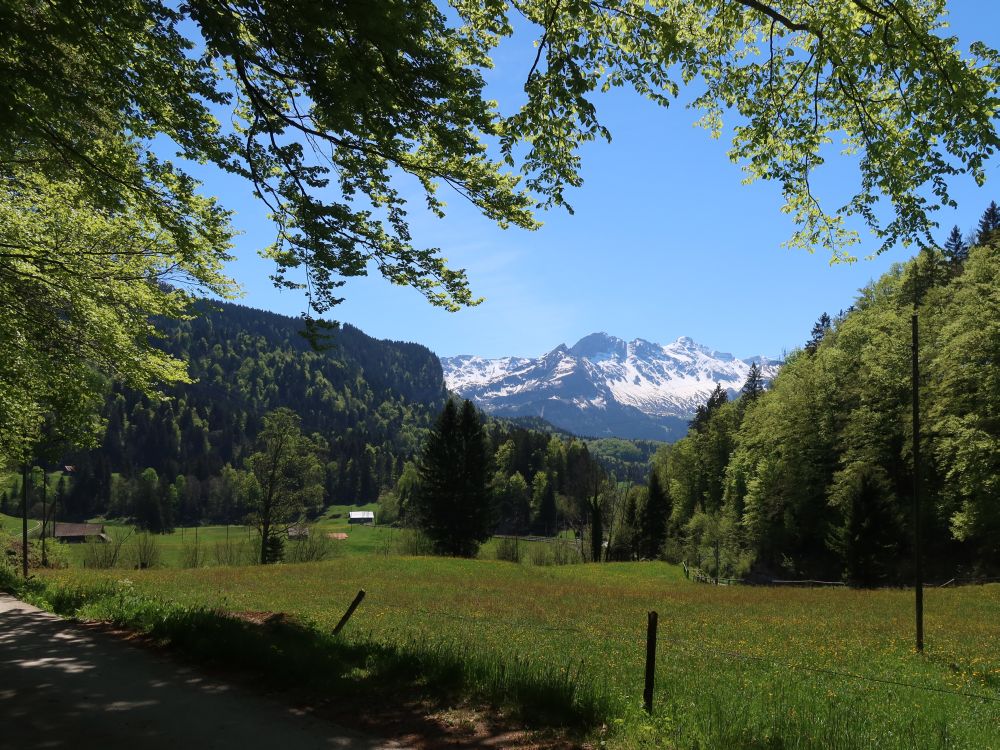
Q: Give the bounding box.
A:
[340,588,1000,709]
[682,561,1000,588]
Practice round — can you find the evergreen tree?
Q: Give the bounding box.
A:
[414,400,492,557]
[741,362,766,402]
[533,472,558,536]
[805,312,832,354]
[977,200,1000,245]
[942,224,969,265]
[828,465,900,587]
[689,383,729,433]
[638,469,670,559]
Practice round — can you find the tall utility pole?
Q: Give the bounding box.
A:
[911,312,924,652]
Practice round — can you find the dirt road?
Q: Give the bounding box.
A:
[0,594,405,749]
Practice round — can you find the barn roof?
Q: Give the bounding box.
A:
[348,511,374,519]
[53,522,105,538]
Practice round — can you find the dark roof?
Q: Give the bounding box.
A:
[53,522,105,538]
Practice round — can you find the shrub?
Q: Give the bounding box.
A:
[528,543,552,566]
[127,532,161,569]
[213,538,251,567]
[83,527,132,569]
[181,542,205,569]
[394,528,434,556]
[495,536,522,563]
[552,541,579,566]
[286,528,338,563]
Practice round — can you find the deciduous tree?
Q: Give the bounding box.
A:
[3,0,999,469]
[246,408,324,564]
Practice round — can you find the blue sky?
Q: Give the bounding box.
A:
[209,4,1000,361]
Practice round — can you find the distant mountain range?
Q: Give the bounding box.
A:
[441,333,781,441]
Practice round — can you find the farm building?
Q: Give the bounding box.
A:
[287,524,309,540]
[53,523,109,543]
[348,511,375,525]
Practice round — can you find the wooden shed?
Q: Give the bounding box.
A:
[53,523,109,543]
[348,511,375,525]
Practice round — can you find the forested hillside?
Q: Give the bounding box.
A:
[28,302,448,523]
[658,228,1000,582]
[0,301,642,533]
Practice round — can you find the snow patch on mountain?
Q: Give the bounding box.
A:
[441,333,780,441]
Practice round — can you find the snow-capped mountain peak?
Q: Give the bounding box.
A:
[441,333,781,441]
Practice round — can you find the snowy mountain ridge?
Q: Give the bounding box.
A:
[441,333,781,441]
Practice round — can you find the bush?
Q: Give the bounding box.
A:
[528,543,552,566]
[127,532,161,569]
[377,490,399,526]
[394,528,434,556]
[83,527,132,569]
[495,536,522,563]
[213,538,251,567]
[552,541,579,566]
[181,542,205,569]
[286,528,339,563]
[0,528,69,571]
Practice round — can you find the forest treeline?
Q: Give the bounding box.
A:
[1,301,623,533]
[652,219,1000,583]
[6,216,997,579]
[2,301,445,525]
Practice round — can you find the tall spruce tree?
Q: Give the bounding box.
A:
[638,469,670,559]
[415,400,492,557]
[828,465,900,587]
[535,475,558,536]
[689,383,729,433]
[977,201,1000,245]
[741,362,766,402]
[942,225,969,265]
[805,312,832,354]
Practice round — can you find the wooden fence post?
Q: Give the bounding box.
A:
[333,589,366,635]
[644,610,658,714]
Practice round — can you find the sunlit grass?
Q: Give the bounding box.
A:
[27,556,1000,749]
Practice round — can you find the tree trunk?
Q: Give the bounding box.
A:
[259,520,269,565]
[21,463,29,578]
[40,467,47,567]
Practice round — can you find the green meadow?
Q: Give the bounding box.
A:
[18,554,1000,750]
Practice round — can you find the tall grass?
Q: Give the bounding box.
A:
[12,557,1000,749]
[0,569,606,728]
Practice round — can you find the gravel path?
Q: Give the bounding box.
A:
[0,594,406,749]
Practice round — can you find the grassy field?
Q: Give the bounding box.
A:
[0,511,40,536]
[3,505,581,568]
[23,556,1000,749]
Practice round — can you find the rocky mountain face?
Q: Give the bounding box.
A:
[441,333,781,441]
